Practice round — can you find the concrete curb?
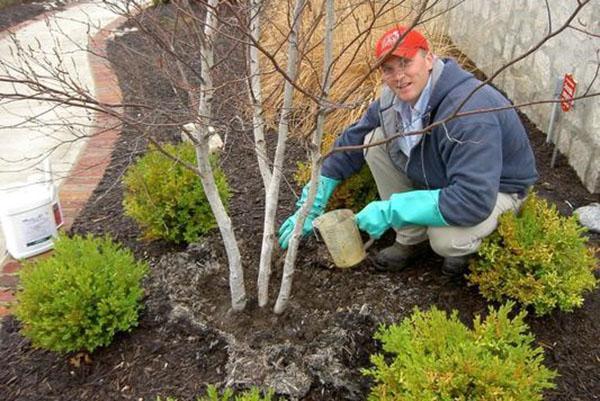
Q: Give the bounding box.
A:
[0,0,83,280]
[0,12,127,318]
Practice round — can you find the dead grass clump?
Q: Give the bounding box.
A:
[0,0,22,10]
[258,0,468,147]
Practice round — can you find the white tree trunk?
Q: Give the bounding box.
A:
[274,0,334,314]
[256,0,306,307]
[248,0,271,190]
[195,0,246,312]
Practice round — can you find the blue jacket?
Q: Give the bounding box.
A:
[321,58,538,226]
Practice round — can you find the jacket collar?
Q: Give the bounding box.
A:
[427,58,475,113]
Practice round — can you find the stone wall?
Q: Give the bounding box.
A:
[437,0,599,193]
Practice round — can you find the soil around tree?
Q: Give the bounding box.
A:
[1,3,599,401]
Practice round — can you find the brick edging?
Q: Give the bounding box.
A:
[0,13,128,318]
[58,15,127,230]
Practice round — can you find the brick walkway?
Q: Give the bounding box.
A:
[0,16,126,318]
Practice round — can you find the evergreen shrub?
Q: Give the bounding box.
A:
[363,302,556,401]
[15,234,147,354]
[198,385,275,401]
[157,385,275,401]
[468,193,598,316]
[123,142,230,244]
[295,162,378,212]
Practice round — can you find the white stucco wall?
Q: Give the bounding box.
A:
[437,0,600,193]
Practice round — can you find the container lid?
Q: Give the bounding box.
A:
[0,183,54,216]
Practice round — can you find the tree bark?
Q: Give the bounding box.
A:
[248,0,271,190]
[275,0,334,314]
[256,0,306,307]
[195,0,246,312]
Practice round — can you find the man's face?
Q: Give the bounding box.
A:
[380,51,433,106]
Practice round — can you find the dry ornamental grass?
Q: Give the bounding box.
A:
[258,0,469,152]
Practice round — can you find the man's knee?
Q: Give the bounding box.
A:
[427,227,482,258]
[363,128,386,162]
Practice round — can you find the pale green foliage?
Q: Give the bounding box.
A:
[363,302,556,401]
[158,385,275,401]
[123,142,230,244]
[15,235,147,354]
[199,385,274,401]
[468,193,598,316]
[295,162,378,212]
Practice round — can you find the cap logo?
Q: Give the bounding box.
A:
[382,30,402,50]
[375,26,428,59]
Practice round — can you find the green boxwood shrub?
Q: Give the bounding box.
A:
[468,193,598,316]
[198,385,274,401]
[15,234,147,354]
[158,385,275,401]
[294,162,378,212]
[363,302,556,401]
[123,142,230,244]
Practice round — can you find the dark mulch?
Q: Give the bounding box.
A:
[0,0,70,32]
[1,3,598,401]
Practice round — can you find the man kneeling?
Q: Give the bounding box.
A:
[278,26,537,277]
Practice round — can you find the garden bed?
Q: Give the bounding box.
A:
[1,3,599,401]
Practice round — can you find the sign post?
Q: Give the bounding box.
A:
[546,77,563,144]
[560,74,577,112]
[550,74,577,168]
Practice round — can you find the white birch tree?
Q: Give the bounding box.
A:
[247,0,271,190]
[274,0,335,314]
[193,0,247,311]
[255,0,306,307]
[0,0,597,315]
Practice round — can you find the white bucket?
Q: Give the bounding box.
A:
[0,162,63,259]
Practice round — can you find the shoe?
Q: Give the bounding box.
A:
[441,256,469,279]
[373,242,428,272]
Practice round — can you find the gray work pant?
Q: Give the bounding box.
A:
[363,128,524,258]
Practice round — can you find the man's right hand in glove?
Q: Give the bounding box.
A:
[278,175,340,250]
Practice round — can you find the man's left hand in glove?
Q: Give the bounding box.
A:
[355,189,448,238]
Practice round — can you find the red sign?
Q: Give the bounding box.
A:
[560,74,577,112]
[53,202,64,228]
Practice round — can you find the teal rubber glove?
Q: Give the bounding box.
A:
[355,189,448,239]
[278,175,340,249]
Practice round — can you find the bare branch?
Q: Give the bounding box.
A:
[581,50,600,97]
[449,0,592,119]
[569,24,600,37]
[257,0,306,308]
[327,91,600,155]
[275,0,336,315]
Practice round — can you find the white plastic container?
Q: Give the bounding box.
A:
[313,209,367,268]
[0,161,63,259]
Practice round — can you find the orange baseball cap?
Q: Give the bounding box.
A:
[374,26,429,60]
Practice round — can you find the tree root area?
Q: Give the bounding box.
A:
[1,3,598,401]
